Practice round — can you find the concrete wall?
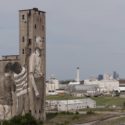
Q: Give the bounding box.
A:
[46,98,96,111]
[19,8,46,66]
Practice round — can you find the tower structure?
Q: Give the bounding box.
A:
[19,8,46,66]
[19,8,46,120]
[76,67,80,83]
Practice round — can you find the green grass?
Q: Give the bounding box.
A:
[46,94,83,100]
[45,112,104,125]
[2,112,125,125]
[97,116,125,125]
[47,94,125,107]
[1,113,43,125]
[91,96,125,107]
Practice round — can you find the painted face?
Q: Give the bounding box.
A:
[36,37,43,50]
[5,72,11,77]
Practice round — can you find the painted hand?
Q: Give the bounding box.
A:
[35,91,40,98]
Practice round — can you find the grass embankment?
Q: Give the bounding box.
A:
[95,116,125,125]
[2,112,125,125]
[91,96,125,107]
[46,94,83,100]
[1,113,42,125]
[45,95,125,124]
[47,94,125,107]
[45,111,106,125]
[45,111,125,125]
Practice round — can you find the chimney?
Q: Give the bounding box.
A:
[76,67,80,82]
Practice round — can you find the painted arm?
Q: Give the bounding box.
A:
[29,54,39,97]
[29,73,39,97]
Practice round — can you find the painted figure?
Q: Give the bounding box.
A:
[29,36,45,120]
[12,62,29,115]
[0,62,15,120]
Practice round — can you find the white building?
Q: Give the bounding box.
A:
[46,98,96,111]
[103,73,113,80]
[119,79,125,92]
[66,84,99,97]
[84,79,119,93]
[46,77,59,95]
[69,67,80,85]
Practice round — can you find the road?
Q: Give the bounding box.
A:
[75,121,97,125]
[75,113,125,125]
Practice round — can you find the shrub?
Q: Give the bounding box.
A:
[72,115,79,120]
[123,101,125,109]
[1,113,43,125]
[46,112,58,119]
[86,110,95,115]
[75,111,79,115]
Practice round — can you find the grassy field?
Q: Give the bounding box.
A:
[2,111,125,125]
[96,116,125,125]
[91,96,125,107]
[47,94,125,107]
[45,95,125,124]
[44,112,108,125]
[46,94,83,100]
[45,112,125,125]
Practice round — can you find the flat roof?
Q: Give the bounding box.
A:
[0,55,19,61]
[2,55,19,57]
[19,8,46,13]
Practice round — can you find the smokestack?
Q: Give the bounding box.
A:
[76,67,80,82]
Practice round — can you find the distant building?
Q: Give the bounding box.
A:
[46,77,59,95]
[69,67,80,85]
[103,73,113,80]
[66,84,99,97]
[113,71,119,80]
[46,98,96,111]
[69,81,80,85]
[98,74,103,80]
[84,79,119,93]
[119,79,125,91]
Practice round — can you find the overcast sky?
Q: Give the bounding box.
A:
[0,0,125,80]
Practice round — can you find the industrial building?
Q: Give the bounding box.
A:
[66,84,99,97]
[0,8,46,120]
[84,79,119,93]
[46,98,96,112]
[46,77,59,95]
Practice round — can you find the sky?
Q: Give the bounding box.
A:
[0,0,125,80]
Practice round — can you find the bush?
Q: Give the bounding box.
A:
[123,101,125,109]
[75,111,79,115]
[60,111,73,115]
[46,112,58,119]
[64,120,69,125]
[86,110,95,115]
[1,113,43,125]
[72,115,79,120]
